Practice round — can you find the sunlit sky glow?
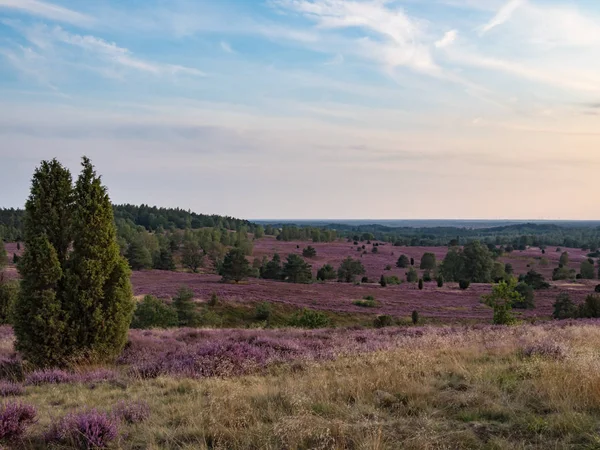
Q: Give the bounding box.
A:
[1,0,599,220]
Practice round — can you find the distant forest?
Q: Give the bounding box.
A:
[3,205,600,251]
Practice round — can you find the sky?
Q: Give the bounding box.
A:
[0,0,599,220]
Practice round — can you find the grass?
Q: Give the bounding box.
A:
[9,322,600,449]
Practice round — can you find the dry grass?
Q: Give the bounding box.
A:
[13,323,600,449]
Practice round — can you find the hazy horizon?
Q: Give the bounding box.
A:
[1,0,599,220]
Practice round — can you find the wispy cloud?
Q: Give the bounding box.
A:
[479,0,523,35]
[0,0,93,27]
[220,41,234,54]
[435,30,457,48]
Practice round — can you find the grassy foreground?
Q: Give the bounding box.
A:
[10,322,600,449]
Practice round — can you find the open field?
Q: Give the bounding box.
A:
[2,321,600,448]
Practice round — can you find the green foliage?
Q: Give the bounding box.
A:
[255,302,272,321]
[383,275,401,285]
[578,295,600,318]
[379,274,387,287]
[422,271,432,282]
[63,157,135,365]
[0,244,7,270]
[419,252,436,270]
[373,315,393,328]
[172,287,201,327]
[406,267,419,283]
[153,247,176,271]
[220,248,252,283]
[504,263,514,275]
[282,254,312,284]
[459,279,470,290]
[181,239,204,273]
[491,261,506,282]
[261,254,283,280]
[418,279,424,290]
[440,248,465,282]
[316,264,336,281]
[522,270,550,290]
[552,266,576,281]
[0,279,18,324]
[352,296,378,308]
[580,260,595,280]
[441,241,494,283]
[437,275,444,288]
[131,295,178,329]
[552,292,577,320]
[337,257,366,283]
[412,310,419,325]
[208,292,219,307]
[126,238,153,270]
[254,226,265,239]
[396,255,409,268]
[302,246,317,258]
[559,251,570,267]
[482,279,520,325]
[514,283,535,309]
[288,309,330,329]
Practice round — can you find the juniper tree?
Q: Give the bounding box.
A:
[13,159,73,367]
[63,157,134,364]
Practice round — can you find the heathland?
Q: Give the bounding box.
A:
[2,159,600,448]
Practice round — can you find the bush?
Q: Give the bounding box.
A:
[282,254,312,284]
[419,253,436,270]
[384,265,392,271]
[418,279,424,290]
[371,246,378,254]
[316,264,336,281]
[46,409,119,449]
[514,283,535,309]
[353,297,378,308]
[552,266,576,281]
[379,275,387,287]
[384,275,401,285]
[302,246,317,258]
[578,295,600,318]
[361,277,369,283]
[373,315,393,328]
[411,310,419,325]
[396,255,409,268]
[406,267,419,283]
[523,270,550,290]
[459,280,470,290]
[255,302,272,321]
[0,280,18,325]
[482,280,519,325]
[552,292,577,320]
[437,276,444,288]
[131,295,178,329]
[337,257,366,283]
[288,309,330,329]
[173,287,201,327]
[0,401,37,442]
[580,260,595,280]
[422,271,432,282]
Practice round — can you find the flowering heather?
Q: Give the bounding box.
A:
[46,409,119,449]
[25,368,121,386]
[112,400,150,424]
[0,401,36,441]
[520,341,567,360]
[0,382,23,397]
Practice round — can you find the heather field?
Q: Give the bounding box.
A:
[3,240,596,323]
[2,322,600,448]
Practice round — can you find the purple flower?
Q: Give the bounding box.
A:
[112,400,150,424]
[0,382,23,397]
[0,401,37,441]
[46,409,119,449]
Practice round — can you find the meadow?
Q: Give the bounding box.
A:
[1,322,600,448]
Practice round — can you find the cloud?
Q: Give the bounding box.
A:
[435,30,457,48]
[2,23,205,81]
[220,41,234,53]
[0,0,93,27]
[479,0,523,35]
[324,53,343,65]
[275,0,440,75]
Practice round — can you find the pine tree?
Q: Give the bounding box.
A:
[14,159,73,367]
[220,248,252,282]
[63,157,134,364]
[0,243,7,270]
[126,238,153,270]
[153,247,176,271]
[173,286,201,327]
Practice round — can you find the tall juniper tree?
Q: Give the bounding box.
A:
[63,157,134,364]
[14,159,73,366]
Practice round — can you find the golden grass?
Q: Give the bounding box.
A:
[15,324,600,449]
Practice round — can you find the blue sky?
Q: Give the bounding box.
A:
[1,0,599,219]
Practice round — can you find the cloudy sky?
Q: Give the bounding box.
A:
[1,0,599,220]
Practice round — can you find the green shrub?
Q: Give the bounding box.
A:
[379,275,387,287]
[208,292,219,307]
[316,264,336,281]
[423,271,432,282]
[552,266,576,281]
[418,279,424,290]
[552,293,577,320]
[0,280,19,324]
[514,283,535,309]
[255,302,272,321]
[523,270,550,289]
[384,275,401,285]
[437,276,444,288]
[173,287,201,327]
[289,309,330,329]
[373,315,393,328]
[396,255,409,268]
[352,298,378,308]
[131,295,178,329]
[459,280,470,290]
[406,267,418,283]
[412,310,419,325]
[578,295,600,318]
[302,246,317,258]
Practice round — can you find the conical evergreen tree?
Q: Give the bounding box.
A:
[64,157,134,364]
[14,159,73,366]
